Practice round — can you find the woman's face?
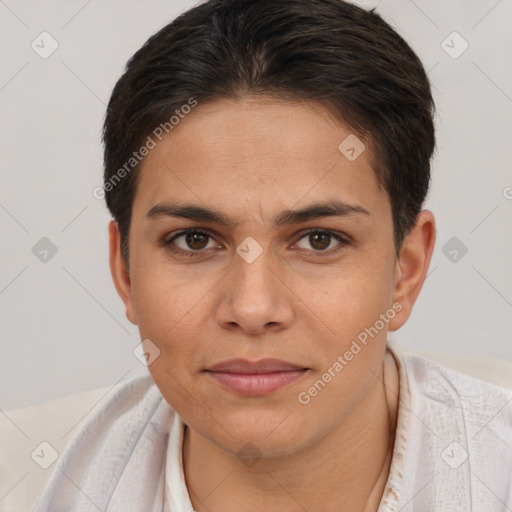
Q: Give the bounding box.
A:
[112,97,408,459]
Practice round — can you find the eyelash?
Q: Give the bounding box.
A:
[161,228,351,258]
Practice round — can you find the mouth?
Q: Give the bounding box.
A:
[204,358,310,396]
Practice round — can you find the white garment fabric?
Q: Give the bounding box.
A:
[32,342,512,512]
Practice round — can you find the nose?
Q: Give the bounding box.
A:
[215,247,295,336]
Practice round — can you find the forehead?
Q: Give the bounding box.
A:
[133,97,386,220]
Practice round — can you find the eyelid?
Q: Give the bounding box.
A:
[294,227,351,243]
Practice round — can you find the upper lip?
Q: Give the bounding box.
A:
[205,358,308,374]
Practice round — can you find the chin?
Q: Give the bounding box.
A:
[201,412,313,459]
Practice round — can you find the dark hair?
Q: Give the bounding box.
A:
[102,0,435,266]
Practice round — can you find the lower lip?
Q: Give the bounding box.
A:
[206,369,308,396]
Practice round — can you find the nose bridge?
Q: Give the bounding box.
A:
[217,240,294,333]
[232,242,276,304]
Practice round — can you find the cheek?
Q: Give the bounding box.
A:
[129,274,207,392]
[291,273,393,424]
[133,274,208,411]
[130,255,209,338]
[299,261,394,345]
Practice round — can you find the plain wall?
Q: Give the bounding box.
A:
[1,0,511,410]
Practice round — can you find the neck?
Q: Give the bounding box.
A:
[183,350,399,512]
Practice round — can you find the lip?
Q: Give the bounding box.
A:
[206,369,309,396]
[204,358,310,396]
[206,358,307,373]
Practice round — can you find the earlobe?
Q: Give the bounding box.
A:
[388,210,436,331]
[108,220,137,325]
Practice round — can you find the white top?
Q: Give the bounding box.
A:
[29,341,512,512]
[162,345,412,512]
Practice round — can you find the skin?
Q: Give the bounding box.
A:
[109,97,436,512]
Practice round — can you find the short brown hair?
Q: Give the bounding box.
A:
[102,0,436,265]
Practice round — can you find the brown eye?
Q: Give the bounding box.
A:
[169,230,217,252]
[294,229,349,254]
[309,231,331,250]
[184,232,209,250]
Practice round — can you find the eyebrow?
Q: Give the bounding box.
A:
[146,199,370,228]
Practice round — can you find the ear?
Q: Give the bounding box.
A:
[108,220,137,325]
[388,210,436,331]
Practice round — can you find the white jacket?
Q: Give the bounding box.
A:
[1,341,511,512]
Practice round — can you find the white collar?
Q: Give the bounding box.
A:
[163,412,193,512]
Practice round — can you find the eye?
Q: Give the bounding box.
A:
[165,229,220,255]
[162,228,350,258]
[294,229,349,253]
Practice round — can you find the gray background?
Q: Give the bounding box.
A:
[1,0,511,411]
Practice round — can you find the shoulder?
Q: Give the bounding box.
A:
[387,342,512,509]
[389,341,512,438]
[401,346,512,419]
[388,340,512,390]
[0,373,156,512]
